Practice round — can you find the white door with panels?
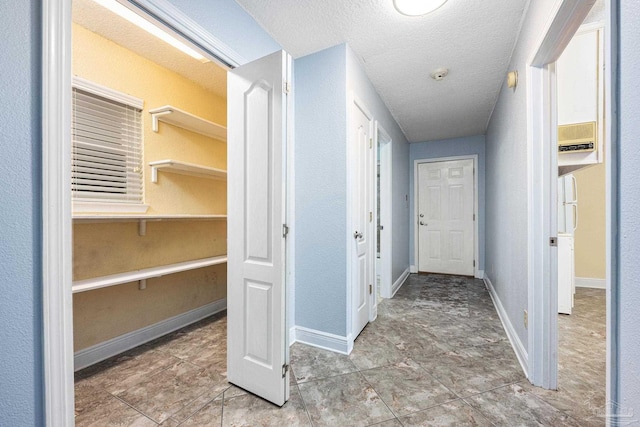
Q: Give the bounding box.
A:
[350,97,374,338]
[227,50,291,406]
[417,159,474,276]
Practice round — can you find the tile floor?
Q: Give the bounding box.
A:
[74,274,606,426]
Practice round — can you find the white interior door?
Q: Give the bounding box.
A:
[227,50,290,406]
[418,159,474,276]
[351,97,373,338]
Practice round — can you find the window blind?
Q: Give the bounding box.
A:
[72,88,143,203]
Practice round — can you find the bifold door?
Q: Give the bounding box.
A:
[227,50,291,406]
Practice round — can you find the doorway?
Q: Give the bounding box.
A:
[414,156,478,277]
[526,0,614,412]
[43,0,291,423]
[375,123,393,299]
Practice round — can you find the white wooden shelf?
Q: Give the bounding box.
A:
[149,105,226,142]
[73,214,226,235]
[72,256,227,293]
[73,214,227,223]
[149,160,227,183]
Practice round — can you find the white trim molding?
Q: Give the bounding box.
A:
[475,270,485,280]
[294,326,351,355]
[75,299,227,371]
[484,274,529,378]
[575,277,606,289]
[410,265,418,274]
[526,0,599,391]
[121,0,247,68]
[391,268,410,297]
[43,1,75,426]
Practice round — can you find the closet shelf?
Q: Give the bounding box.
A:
[149,105,227,141]
[149,160,227,183]
[72,214,227,223]
[72,256,228,293]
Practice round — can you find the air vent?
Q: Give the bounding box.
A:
[558,121,597,153]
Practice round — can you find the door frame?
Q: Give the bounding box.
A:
[42,1,286,424]
[413,155,480,278]
[526,0,615,402]
[375,122,393,299]
[346,92,376,343]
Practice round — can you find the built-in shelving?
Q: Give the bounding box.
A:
[73,214,226,236]
[149,105,227,142]
[149,160,227,183]
[72,256,228,293]
[72,214,227,223]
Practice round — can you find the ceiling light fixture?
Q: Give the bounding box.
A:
[91,0,209,62]
[393,0,448,16]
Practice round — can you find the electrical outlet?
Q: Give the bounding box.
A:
[524,310,528,329]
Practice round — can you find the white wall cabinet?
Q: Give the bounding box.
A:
[556,24,604,173]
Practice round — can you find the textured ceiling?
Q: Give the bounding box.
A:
[72,0,227,99]
[235,0,529,142]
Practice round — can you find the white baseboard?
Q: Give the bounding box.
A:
[289,326,297,345]
[475,269,485,279]
[293,326,350,355]
[575,277,606,289]
[483,275,529,378]
[74,298,227,371]
[391,267,410,297]
[410,265,418,274]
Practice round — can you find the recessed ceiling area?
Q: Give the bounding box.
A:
[234,0,530,142]
[72,0,227,99]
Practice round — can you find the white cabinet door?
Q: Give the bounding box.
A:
[417,159,474,276]
[227,50,290,406]
[350,97,374,338]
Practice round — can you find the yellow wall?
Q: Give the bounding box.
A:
[72,23,227,215]
[573,162,606,279]
[72,23,227,351]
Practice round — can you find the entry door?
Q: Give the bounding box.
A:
[417,159,474,276]
[351,98,373,337]
[227,50,290,406]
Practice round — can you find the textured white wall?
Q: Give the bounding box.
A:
[484,0,557,351]
[616,0,640,415]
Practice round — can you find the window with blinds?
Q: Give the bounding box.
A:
[72,87,143,204]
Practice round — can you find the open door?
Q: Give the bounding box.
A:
[227,50,291,406]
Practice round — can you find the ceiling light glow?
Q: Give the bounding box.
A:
[393,0,448,16]
[91,0,208,62]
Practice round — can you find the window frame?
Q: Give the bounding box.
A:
[71,77,148,214]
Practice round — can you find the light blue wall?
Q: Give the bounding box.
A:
[0,1,43,425]
[616,0,640,414]
[484,0,557,351]
[166,0,281,63]
[294,44,411,337]
[294,44,348,336]
[409,135,486,272]
[346,45,411,285]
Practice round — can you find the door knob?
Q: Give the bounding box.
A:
[419,214,424,218]
[353,231,363,239]
[420,221,427,226]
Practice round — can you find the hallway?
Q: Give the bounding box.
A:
[74,275,604,426]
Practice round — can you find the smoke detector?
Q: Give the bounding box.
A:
[431,68,449,81]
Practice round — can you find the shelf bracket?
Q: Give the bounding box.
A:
[151,166,159,183]
[139,279,147,290]
[151,110,172,133]
[138,219,147,236]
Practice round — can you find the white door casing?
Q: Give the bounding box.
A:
[417,159,475,276]
[376,123,393,300]
[350,95,374,338]
[227,50,290,406]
